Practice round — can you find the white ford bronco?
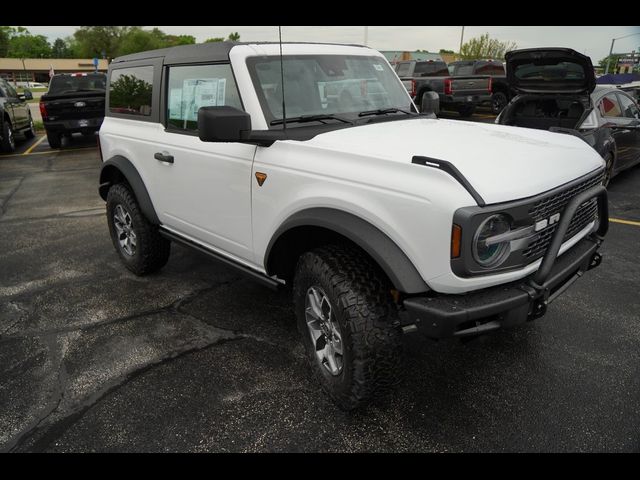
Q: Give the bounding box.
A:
[98,42,609,410]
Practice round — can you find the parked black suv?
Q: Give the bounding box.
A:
[39,72,106,148]
[0,77,36,153]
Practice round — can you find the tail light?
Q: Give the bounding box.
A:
[411,79,417,98]
[444,78,453,95]
[487,76,493,94]
[39,102,48,121]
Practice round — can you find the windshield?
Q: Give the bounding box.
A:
[246,55,413,127]
[48,74,106,94]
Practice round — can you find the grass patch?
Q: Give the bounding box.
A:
[17,87,47,93]
[33,120,44,132]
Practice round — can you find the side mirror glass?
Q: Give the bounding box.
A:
[23,90,33,100]
[420,91,440,116]
[198,106,251,143]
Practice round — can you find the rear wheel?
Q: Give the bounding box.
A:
[24,115,36,139]
[293,244,403,411]
[106,183,171,275]
[46,131,61,149]
[1,121,15,153]
[491,92,508,115]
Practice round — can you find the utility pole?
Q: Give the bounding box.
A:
[364,26,369,46]
[459,26,465,59]
[605,38,615,75]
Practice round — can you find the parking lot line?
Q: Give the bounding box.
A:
[23,135,46,155]
[0,146,96,159]
[610,217,640,227]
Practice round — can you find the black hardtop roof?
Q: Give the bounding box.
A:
[112,41,370,65]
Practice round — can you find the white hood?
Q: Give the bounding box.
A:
[303,118,604,205]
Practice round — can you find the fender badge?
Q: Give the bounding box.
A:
[255,172,267,187]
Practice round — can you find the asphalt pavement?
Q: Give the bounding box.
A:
[1,124,639,452]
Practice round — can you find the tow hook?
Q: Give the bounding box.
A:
[521,282,549,320]
[588,252,602,270]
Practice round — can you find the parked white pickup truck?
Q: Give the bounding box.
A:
[98,42,609,410]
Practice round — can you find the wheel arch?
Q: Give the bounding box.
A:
[99,155,160,225]
[264,207,429,294]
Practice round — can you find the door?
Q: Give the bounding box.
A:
[152,62,256,262]
[597,92,635,169]
[1,79,28,129]
[616,92,640,165]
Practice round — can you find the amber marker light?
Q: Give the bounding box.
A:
[451,224,462,258]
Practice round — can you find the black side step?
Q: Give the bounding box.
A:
[159,228,282,291]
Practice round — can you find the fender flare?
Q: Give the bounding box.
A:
[265,208,429,294]
[98,155,160,225]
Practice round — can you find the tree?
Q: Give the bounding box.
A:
[205,32,241,43]
[51,38,73,58]
[204,37,226,43]
[598,54,623,73]
[459,33,517,60]
[0,26,12,57]
[73,26,135,59]
[118,27,165,56]
[109,74,153,113]
[164,35,196,47]
[7,28,52,58]
[439,49,455,54]
[227,32,240,41]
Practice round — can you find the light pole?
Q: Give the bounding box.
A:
[459,26,465,59]
[20,58,29,88]
[605,32,640,74]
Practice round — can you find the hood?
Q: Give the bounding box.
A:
[505,48,596,95]
[301,118,604,205]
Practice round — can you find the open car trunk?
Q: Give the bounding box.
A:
[500,94,589,131]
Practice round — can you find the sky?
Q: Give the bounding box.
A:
[21,26,640,63]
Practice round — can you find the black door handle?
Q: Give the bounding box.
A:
[154,152,174,164]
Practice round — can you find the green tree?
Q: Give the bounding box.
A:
[7,29,52,58]
[459,33,517,60]
[109,74,153,113]
[205,32,241,43]
[164,34,196,47]
[0,26,12,57]
[118,27,165,56]
[73,26,134,59]
[439,49,455,54]
[51,38,73,58]
[227,32,240,41]
[598,54,623,73]
[204,37,226,43]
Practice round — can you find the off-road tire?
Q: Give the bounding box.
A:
[46,131,61,149]
[293,244,403,410]
[1,121,15,152]
[106,183,170,275]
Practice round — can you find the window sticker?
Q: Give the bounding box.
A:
[169,88,183,120]
[182,78,227,122]
[373,64,384,71]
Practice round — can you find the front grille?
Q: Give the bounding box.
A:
[523,171,603,259]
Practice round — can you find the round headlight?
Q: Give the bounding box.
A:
[473,214,512,268]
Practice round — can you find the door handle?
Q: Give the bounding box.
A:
[154,152,174,164]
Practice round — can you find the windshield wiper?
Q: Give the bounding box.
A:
[270,114,353,126]
[358,108,415,117]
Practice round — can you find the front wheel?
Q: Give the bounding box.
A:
[293,244,403,410]
[106,183,171,275]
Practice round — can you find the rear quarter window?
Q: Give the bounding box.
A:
[109,66,154,117]
[414,62,449,77]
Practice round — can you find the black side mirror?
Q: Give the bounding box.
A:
[23,90,33,100]
[198,106,251,142]
[420,91,440,116]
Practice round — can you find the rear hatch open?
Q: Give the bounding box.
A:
[505,48,596,95]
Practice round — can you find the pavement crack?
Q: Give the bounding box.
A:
[0,176,25,218]
[8,335,244,452]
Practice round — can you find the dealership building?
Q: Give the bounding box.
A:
[0,58,109,85]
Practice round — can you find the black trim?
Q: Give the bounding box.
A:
[98,156,160,225]
[159,228,281,291]
[412,156,486,207]
[265,207,428,294]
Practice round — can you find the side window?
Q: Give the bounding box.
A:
[166,63,243,131]
[0,78,6,97]
[3,80,18,99]
[597,94,622,118]
[395,63,412,77]
[109,66,154,116]
[616,93,640,119]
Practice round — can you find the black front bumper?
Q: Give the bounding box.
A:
[402,185,608,338]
